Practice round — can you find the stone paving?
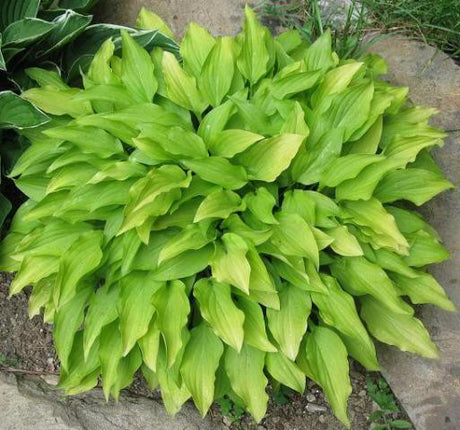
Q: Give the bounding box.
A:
[1,1,459,429]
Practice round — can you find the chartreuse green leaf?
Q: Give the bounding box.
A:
[360,296,439,358]
[138,318,161,372]
[136,7,175,39]
[266,351,305,393]
[194,189,243,222]
[303,29,337,72]
[212,233,251,294]
[54,286,92,371]
[267,283,311,360]
[180,323,224,416]
[162,51,207,115]
[237,5,270,84]
[99,320,123,400]
[237,295,277,352]
[55,231,103,306]
[208,129,264,158]
[152,281,190,367]
[183,157,248,190]
[331,256,413,315]
[391,271,456,311]
[313,275,379,370]
[271,212,319,267]
[118,272,162,355]
[225,343,269,422]
[181,23,215,78]
[200,36,235,107]
[326,225,363,257]
[194,278,245,351]
[235,134,304,182]
[120,30,157,103]
[83,282,120,359]
[299,325,351,428]
[244,187,278,225]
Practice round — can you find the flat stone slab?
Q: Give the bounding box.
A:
[94,0,248,36]
[0,372,218,430]
[370,37,460,430]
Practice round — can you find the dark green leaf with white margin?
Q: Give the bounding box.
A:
[2,18,54,47]
[0,91,49,129]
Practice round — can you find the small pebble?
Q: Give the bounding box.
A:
[306,403,328,413]
[359,389,367,398]
[222,416,232,427]
[42,374,59,386]
[306,393,316,402]
[319,415,327,423]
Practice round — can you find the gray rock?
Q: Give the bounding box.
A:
[93,0,249,37]
[370,37,460,430]
[0,372,219,430]
[318,0,363,29]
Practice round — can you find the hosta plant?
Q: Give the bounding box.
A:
[0,7,455,427]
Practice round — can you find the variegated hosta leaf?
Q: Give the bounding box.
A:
[1,5,452,425]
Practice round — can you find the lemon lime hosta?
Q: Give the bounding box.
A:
[0,6,455,427]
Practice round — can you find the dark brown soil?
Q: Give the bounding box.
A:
[0,272,411,429]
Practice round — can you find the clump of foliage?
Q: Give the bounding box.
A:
[367,375,412,429]
[0,6,455,427]
[0,1,178,225]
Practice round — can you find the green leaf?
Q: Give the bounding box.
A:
[83,283,120,359]
[153,281,190,367]
[54,286,92,371]
[0,193,12,226]
[136,7,175,39]
[391,271,455,311]
[326,225,363,257]
[237,295,277,352]
[360,296,439,359]
[180,324,224,416]
[200,36,235,106]
[194,189,243,222]
[2,18,54,47]
[55,231,103,306]
[0,91,49,129]
[266,351,305,393]
[267,284,311,360]
[237,6,270,84]
[194,278,245,351]
[404,230,449,267]
[271,212,319,267]
[300,325,351,428]
[118,272,162,355]
[225,343,269,422]
[208,129,264,158]
[235,134,304,182]
[312,275,379,370]
[331,256,413,315]
[244,187,278,225]
[183,157,248,190]
[162,51,207,115]
[212,233,251,294]
[303,29,337,72]
[271,67,322,99]
[374,168,453,206]
[120,29,157,103]
[98,321,123,400]
[181,23,215,78]
[0,0,40,31]
[138,319,161,372]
